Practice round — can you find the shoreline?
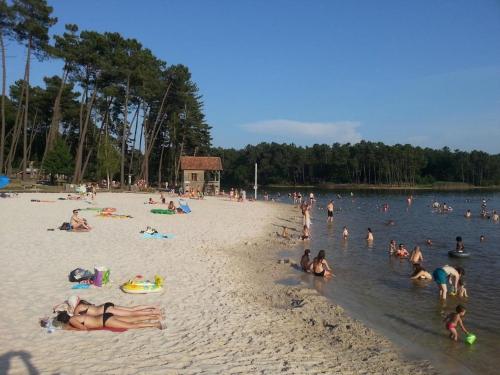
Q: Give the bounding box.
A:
[264,183,500,191]
[0,193,435,374]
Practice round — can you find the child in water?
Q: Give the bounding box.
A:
[456,236,465,252]
[342,226,349,240]
[366,228,374,242]
[444,305,470,341]
[457,279,469,298]
[389,240,397,254]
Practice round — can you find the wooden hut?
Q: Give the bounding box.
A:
[180,156,223,195]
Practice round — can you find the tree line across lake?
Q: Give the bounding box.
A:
[1,1,498,189]
[213,142,500,188]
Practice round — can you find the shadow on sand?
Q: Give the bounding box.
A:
[0,350,39,375]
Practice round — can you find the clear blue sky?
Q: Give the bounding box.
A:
[5,0,500,152]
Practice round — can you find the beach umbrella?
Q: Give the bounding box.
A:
[0,175,10,189]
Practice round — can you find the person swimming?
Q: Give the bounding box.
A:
[389,240,397,254]
[395,244,409,258]
[410,265,432,280]
[366,228,374,242]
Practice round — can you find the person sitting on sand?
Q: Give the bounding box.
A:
[148,197,157,204]
[70,210,91,231]
[389,240,397,254]
[309,250,332,278]
[160,193,166,204]
[300,249,311,272]
[456,236,465,252]
[301,225,310,241]
[366,228,374,242]
[342,226,349,240]
[51,311,165,331]
[409,246,423,267]
[168,201,176,211]
[395,244,409,258]
[410,265,432,280]
[444,305,469,341]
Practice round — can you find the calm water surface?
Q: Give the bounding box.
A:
[272,190,499,375]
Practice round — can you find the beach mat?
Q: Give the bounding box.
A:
[142,233,174,239]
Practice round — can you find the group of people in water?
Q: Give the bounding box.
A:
[289,192,488,341]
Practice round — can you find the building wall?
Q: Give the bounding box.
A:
[182,170,205,191]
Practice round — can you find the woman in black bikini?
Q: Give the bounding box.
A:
[69,297,161,317]
[309,250,333,278]
[55,311,165,330]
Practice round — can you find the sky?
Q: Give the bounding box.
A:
[4,0,500,153]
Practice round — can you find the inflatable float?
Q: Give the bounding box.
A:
[448,250,470,258]
[121,275,164,294]
[150,209,175,215]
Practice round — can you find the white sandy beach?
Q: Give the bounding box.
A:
[0,193,434,374]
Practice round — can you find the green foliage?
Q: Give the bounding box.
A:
[96,138,120,179]
[212,142,500,188]
[42,137,72,177]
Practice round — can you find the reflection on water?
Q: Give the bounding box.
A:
[276,190,500,375]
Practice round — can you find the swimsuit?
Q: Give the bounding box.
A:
[327,210,333,217]
[103,312,114,327]
[432,268,448,285]
[446,322,456,330]
[103,302,114,313]
[314,270,325,277]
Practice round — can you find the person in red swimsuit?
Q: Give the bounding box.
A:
[444,305,469,341]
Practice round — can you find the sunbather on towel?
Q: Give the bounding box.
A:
[71,210,92,231]
[51,311,165,330]
[53,296,162,317]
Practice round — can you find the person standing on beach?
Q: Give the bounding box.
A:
[326,200,334,223]
[302,204,311,229]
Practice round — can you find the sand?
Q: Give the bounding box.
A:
[0,192,435,374]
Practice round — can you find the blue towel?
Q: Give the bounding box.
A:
[179,204,191,213]
[142,233,174,239]
[72,283,91,289]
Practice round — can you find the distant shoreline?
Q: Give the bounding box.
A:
[264,183,500,191]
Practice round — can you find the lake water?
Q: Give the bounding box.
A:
[271,190,499,375]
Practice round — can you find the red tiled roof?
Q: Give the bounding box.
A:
[180,156,223,171]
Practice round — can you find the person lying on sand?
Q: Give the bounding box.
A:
[148,197,157,204]
[51,311,165,330]
[67,194,81,200]
[70,210,91,231]
[54,296,162,317]
[309,250,332,278]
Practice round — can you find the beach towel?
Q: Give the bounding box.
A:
[178,199,191,213]
[142,233,174,239]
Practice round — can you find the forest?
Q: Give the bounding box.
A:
[213,142,500,188]
[1,1,499,190]
[0,0,212,187]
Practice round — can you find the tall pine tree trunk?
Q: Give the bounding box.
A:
[120,75,130,188]
[73,89,96,183]
[22,37,31,181]
[42,68,67,164]
[0,31,6,173]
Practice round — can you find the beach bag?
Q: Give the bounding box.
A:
[59,222,71,231]
[69,268,94,282]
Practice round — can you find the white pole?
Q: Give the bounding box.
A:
[254,162,258,200]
